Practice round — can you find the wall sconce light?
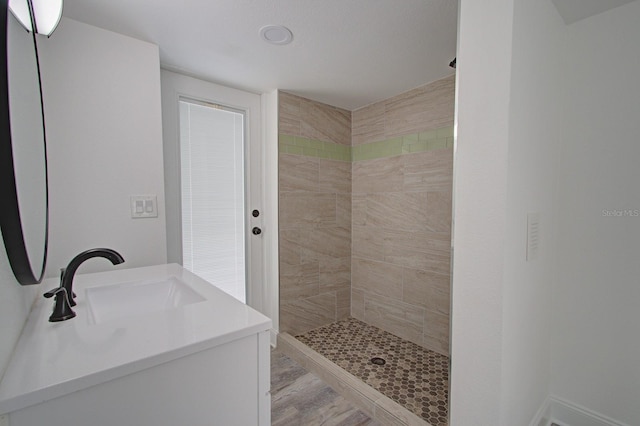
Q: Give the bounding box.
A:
[9,0,63,36]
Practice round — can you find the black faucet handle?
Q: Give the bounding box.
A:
[45,286,77,308]
[44,287,61,298]
[58,267,77,303]
[44,287,76,322]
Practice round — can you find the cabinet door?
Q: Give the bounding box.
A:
[10,334,266,426]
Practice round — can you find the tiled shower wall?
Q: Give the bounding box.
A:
[351,75,455,355]
[278,75,454,354]
[278,92,352,335]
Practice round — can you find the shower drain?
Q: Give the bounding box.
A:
[370,357,386,366]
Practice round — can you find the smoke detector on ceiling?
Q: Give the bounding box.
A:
[260,25,293,45]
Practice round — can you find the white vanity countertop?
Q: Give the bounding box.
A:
[0,264,272,415]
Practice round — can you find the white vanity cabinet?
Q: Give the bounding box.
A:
[8,331,270,426]
[0,265,271,426]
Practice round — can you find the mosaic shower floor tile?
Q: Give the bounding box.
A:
[296,317,449,425]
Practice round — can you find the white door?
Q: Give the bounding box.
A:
[161,71,263,311]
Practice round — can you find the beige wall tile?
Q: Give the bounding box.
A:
[364,192,428,231]
[336,289,351,320]
[279,153,319,192]
[319,159,351,194]
[352,156,404,193]
[351,288,365,321]
[278,91,301,136]
[351,194,367,226]
[299,96,351,145]
[384,75,455,137]
[352,258,403,300]
[280,293,337,335]
[352,75,455,146]
[279,92,353,334]
[423,309,450,356]
[299,227,351,259]
[319,256,351,293]
[280,78,454,341]
[352,101,385,145]
[336,194,352,229]
[280,193,336,229]
[352,226,384,261]
[403,148,453,192]
[363,293,425,347]
[383,229,451,275]
[402,268,450,315]
[300,244,322,264]
[425,191,453,233]
[280,260,319,300]
[353,190,451,233]
[279,229,301,265]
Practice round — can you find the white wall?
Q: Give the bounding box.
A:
[38,18,167,276]
[1,16,167,382]
[0,248,39,379]
[551,2,640,424]
[261,90,279,345]
[0,15,43,379]
[454,0,640,424]
[450,0,513,423]
[500,0,565,423]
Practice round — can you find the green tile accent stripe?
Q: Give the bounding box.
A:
[352,126,454,162]
[279,125,453,162]
[279,135,351,161]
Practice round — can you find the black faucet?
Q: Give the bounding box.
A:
[44,248,125,322]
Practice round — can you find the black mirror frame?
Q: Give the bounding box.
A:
[0,0,49,285]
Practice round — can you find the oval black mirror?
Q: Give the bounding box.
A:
[0,0,49,285]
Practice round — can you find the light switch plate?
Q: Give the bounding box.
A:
[130,195,158,218]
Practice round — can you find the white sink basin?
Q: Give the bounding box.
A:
[86,276,205,324]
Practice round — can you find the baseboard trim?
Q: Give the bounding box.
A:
[530,395,630,426]
[269,328,278,348]
[529,396,552,426]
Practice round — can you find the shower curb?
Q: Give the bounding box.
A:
[277,332,430,426]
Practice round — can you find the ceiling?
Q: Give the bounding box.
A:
[551,0,638,24]
[61,0,458,111]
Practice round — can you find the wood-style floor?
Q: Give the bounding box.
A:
[271,349,379,426]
